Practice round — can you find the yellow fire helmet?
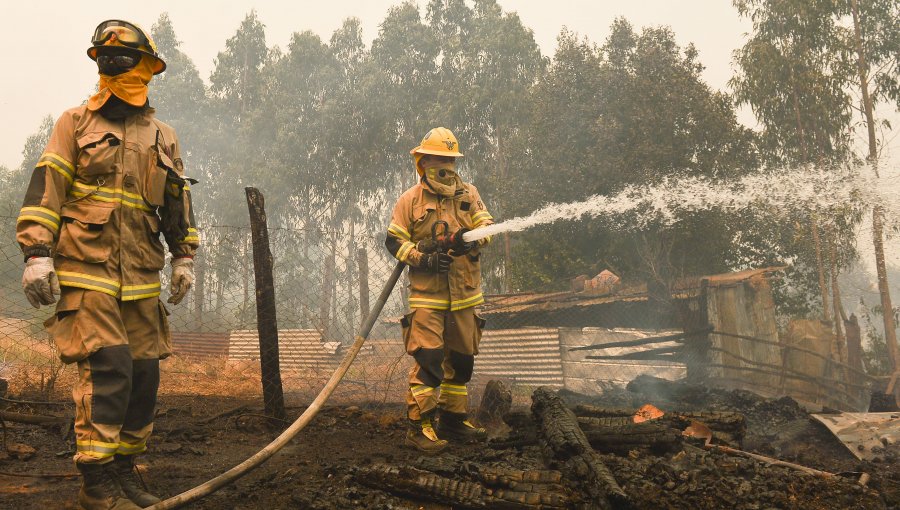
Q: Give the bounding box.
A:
[87,19,166,75]
[410,127,464,176]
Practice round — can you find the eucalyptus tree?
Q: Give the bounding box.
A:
[844,0,900,374]
[426,0,546,292]
[511,20,757,292]
[731,0,855,321]
[151,15,216,323]
[371,1,440,195]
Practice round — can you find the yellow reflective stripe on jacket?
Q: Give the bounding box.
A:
[472,211,493,227]
[70,182,152,212]
[388,223,411,241]
[57,271,121,297]
[440,383,467,396]
[76,439,119,459]
[409,296,451,310]
[37,152,75,184]
[179,227,200,243]
[121,282,161,301]
[17,206,62,233]
[411,384,436,396]
[117,440,147,455]
[450,292,484,311]
[396,241,416,263]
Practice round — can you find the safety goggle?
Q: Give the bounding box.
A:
[91,20,150,51]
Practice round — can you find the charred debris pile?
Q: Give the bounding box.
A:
[352,376,898,509]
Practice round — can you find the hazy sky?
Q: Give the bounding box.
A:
[0,0,755,169]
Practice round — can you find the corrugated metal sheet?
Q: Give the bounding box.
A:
[474,328,564,387]
[171,331,230,358]
[228,329,341,372]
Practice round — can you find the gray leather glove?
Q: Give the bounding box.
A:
[167,257,194,305]
[22,256,60,308]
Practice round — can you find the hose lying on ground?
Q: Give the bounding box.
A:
[148,261,406,510]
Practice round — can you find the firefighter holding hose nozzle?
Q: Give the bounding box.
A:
[385,127,494,454]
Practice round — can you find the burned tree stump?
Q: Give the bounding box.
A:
[475,380,513,439]
[531,387,629,509]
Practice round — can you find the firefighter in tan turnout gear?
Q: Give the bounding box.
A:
[16,20,199,509]
[385,127,494,453]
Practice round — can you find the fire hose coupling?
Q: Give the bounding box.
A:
[418,221,476,256]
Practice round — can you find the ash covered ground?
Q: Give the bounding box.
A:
[1,376,898,509]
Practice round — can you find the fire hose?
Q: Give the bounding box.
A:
[148,261,407,509]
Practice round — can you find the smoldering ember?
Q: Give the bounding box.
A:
[1,2,899,510]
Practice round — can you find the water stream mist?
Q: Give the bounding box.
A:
[463,162,900,244]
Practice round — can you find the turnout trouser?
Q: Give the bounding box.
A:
[48,289,172,464]
[402,307,485,420]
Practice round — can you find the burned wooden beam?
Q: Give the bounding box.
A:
[355,463,571,509]
[576,419,682,454]
[531,387,630,509]
[568,327,712,352]
[574,405,746,445]
[586,345,683,360]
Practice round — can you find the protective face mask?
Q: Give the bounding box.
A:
[424,164,465,197]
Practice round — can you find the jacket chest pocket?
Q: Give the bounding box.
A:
[76,131,122,179]
[410,203,437,242]
[56,203,115,263]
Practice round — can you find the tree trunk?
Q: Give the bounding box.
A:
[811,214,830,322]
[827,228,845,364]
[193,249,205,329]
[320,242,335,341]
[357,247,370,329]
[851,0,899,374]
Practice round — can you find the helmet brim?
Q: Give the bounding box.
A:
[409,145,464,158]
[87,46,166,75]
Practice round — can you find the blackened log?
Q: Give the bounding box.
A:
[355,464,570,509]
[531,387,629,509]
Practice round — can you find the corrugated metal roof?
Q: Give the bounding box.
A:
[477,267,786,316]
[473,328,564,387]
[171,331,230,358]
[228,329,341,372]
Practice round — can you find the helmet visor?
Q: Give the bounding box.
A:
[92,20,150,51]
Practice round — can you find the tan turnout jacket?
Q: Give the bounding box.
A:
[387,180,493,311]
[16,105,199,301]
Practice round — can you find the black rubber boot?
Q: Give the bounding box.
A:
[109,455,161,508]
[404,415,449,454]
[436,410,487,443]
[76,462,142,510]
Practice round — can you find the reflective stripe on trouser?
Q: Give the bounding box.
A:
[52,290,169,464]
[402,307,481,420]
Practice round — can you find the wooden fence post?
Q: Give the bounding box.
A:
[685,278,712,382]
[245,187,286,422]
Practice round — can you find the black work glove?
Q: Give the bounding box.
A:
[160,169,190,241]
[420,252,452,273]
[449,228,477,255]
[416,238,439,254]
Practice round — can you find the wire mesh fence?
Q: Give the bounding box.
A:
[0,210,884,413]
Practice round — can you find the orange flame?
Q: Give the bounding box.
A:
[633,403,665,423]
